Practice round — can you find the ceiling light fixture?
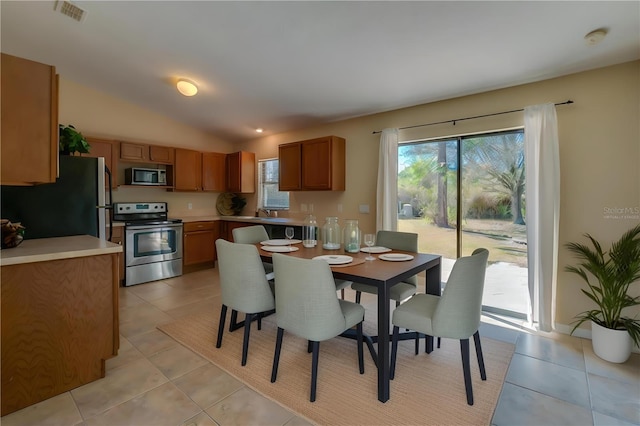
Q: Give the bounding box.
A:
[584,28,608,46]
[176,79,198,97]
[255,128,264,133]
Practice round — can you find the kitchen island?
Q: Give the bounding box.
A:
[0,235,122,415]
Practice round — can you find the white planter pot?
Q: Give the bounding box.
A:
[591,320,632,363]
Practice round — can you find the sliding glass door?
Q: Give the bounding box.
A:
[398,130,528,318]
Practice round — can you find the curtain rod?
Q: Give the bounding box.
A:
[372,100,574,134]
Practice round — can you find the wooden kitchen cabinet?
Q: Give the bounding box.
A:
[278,136,345,191]
[183,221,219,266]
[1,251,119,415]
[278,142,302,191]
[149,145,174,164]
[120,142,148,162]
[174,148,202,191]
[226,151,255,193]
[120,142,174,165]
[173,150,227,192]
[202,152,227,192]
[1,53,58,185]
[109,225,125,283]
[84,137,119,189]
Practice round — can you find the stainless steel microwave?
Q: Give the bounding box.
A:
[125,168,167,185]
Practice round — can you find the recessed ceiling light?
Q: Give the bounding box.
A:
[176,79,198,96]
[584,28,607,46]
[255,128,264,133]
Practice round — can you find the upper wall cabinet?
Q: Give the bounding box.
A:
[83,137,119,189]
[279,136,345,191]
[173,148,202,191]
[1,53,59,185]
[149,145,174,164]
[172,149,228,192]
[202,152,226,192]
[278,143,302,191]
[226,151,255,193]
[120,142,174,165]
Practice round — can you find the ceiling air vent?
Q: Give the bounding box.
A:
[54,1,87,22]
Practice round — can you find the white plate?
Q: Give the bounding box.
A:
[312,255,353,265]
[260,239,302,246]
[379,253,415,262]
[261,246,299,253]
[360,246,392,253]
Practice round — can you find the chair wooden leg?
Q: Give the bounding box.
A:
[390,325,400,380]
[307,340,313,353]
[257,312,262,330]
[241,313,253,366]
[437,337,441,348]
[473,331,487,380]
[415,331,420,355]
[341,289,345,300]
[271,327,284,382]
[310,341,320,402]
[460,338,474,405]
[355,291,362,304]
[216,304,227,348]
[356,322,364,374]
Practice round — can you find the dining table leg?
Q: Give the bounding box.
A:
[424,262,442,353]
[377,281,390,403]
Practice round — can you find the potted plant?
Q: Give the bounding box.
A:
[59,124,90,155]
[565,224,640,363]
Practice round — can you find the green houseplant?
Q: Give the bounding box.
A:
[565,224,640,362]
[59,124,90,155]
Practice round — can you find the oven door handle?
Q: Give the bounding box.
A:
[126,224,183,232]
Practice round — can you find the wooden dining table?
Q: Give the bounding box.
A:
[256,242,442,403]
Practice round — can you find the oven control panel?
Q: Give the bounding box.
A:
[114,202,167,214]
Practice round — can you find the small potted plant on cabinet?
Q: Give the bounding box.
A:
[59,124,90,155]
[565,224,640,363]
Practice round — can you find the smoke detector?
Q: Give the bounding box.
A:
[54,1,87,22]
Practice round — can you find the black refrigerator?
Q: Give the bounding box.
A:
[1,156,111,240]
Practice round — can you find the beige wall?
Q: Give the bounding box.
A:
[238,61,640,333]
[58,78,235,216]
[58,62,639,333]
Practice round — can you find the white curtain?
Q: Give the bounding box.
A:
[376,128,399,231]
[524,103,560,332]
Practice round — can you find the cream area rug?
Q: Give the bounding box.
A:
[158,305,514,426]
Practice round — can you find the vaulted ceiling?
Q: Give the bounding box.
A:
[2,1,638,142]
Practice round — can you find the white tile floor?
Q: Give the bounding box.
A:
[1,267,638,426]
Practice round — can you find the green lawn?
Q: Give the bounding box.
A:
[399,218,528,267]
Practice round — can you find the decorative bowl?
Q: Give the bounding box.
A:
[1,219,25,249]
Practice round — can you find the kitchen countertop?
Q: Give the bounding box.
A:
[177,215,307,226]
[220,215,306,226]
[0,235,122,267]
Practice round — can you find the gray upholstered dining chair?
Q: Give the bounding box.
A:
[351,230,418,305]
[215,239,276,366]
[270,253,365,402]
[231,225,274,279]
[389,248,489,405]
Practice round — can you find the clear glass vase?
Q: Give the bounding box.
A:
[343,219,361,253]
[322,217,341,250]
[302,214,317,248]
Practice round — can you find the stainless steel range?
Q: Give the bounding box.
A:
[113,202,183,286]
